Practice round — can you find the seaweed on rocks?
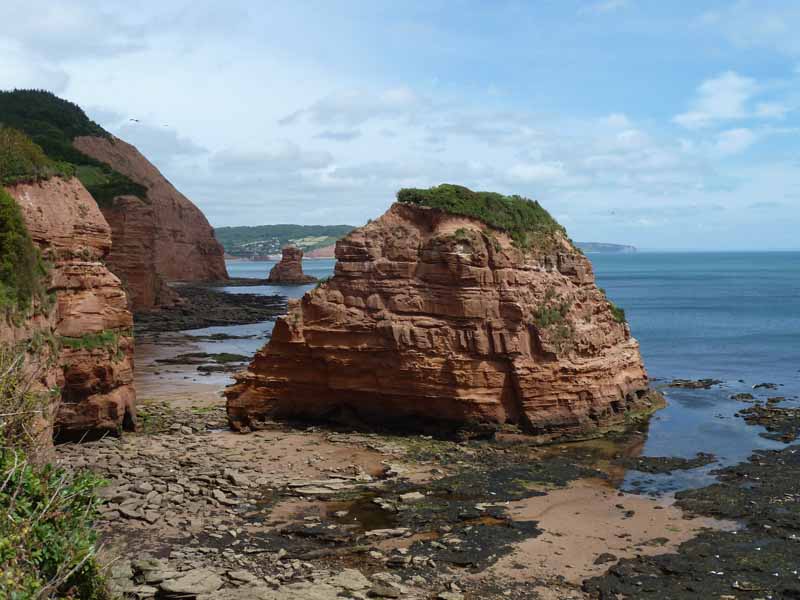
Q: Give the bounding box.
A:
[666,379,723,389]
[584,403,800,599]
[615,452,717,474]
[134,284,287,334]
[738,403,800,442]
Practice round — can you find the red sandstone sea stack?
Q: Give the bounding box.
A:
[226,188,652,439]
[266,246,317,284]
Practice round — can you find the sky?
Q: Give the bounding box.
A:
[1,0,799,250]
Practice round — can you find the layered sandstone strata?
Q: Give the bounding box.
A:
[73,135,228,310]
[267,246,317,284]
[226,202,651,439]
[6,177,136,437]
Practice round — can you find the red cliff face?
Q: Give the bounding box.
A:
[5,178,136,438]
[267,246,317,284]
[226,203,651,439]
[73,135,228,311]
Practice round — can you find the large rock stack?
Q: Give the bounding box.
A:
[226,199,651,440]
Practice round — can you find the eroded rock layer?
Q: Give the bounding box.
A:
[73,135,228,310]
[267,246,316,284]
[6,177,136,437]
[226,203,650,438]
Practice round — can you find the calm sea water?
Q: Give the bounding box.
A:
[216,253,800,493]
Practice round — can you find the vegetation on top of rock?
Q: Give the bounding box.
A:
[396,184,569,250]
[0,127,75,185]
[0,188,49,319]
[0,90,147,207]
[609,303,626,324]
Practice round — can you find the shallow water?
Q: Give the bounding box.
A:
[187,253,800,495]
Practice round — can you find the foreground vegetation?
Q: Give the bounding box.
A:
[397,184,569,250]
[0,90,147,207]
[0,344,109,599]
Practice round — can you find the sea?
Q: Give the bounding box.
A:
[196,252,800,495]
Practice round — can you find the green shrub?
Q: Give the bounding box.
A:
[0,188,49,317]
[0,127,74,185]
[597,287,627,324]
[0,345,109,599]
[397,184,568,250]
[533,305,567,328]
[0,449,109,599]
[0,344,53,449]
[60,329,128,362]
[610,304,626,324]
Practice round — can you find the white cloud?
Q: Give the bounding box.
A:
[674,71,758,129]
[280,86,424,127]
[210,143,333,174]
[714,128,758,156]
[698,2,800,57]
[755,101,789,119]
[507,162,568,183]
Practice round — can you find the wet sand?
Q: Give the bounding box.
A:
[487,478,735,586]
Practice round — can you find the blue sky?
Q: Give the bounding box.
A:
[2,0,799,249]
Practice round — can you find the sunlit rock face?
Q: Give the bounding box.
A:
[226,202,650,439]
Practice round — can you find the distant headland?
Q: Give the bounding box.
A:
[215,223,636,259]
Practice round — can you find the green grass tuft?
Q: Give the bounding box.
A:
[610,304,626,324]
[397,184,568,250]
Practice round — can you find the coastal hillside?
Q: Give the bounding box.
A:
[215,222,635,259]
[227,184,651,437]
[215,223,354,258]
[0,90,227,310]
[577,242,636,253]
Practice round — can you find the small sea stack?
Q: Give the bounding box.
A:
[266,246,317,284]
[227,185,653,439]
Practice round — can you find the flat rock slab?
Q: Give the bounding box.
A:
[160,569,223,597]
[204,582,341,600]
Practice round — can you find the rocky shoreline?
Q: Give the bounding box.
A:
[134,283,288,335]
[52,392,723,600]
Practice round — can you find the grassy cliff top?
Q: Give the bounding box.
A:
[396,184,569,249]
[0,90,146,206]
[0,127,74,186]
